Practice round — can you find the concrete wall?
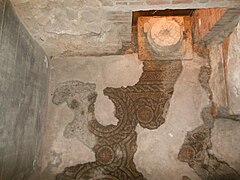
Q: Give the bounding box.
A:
[0,0,48,179]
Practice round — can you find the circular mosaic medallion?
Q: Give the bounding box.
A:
[136,105,154,124]
[96,146,115,165]
[178,145,195,162]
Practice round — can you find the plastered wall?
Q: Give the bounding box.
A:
[0,0,48,179]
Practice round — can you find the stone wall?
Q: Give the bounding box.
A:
[9,0,240,57]
[0,0,48,179]
[225,22,240,115]
[209,21,240,116]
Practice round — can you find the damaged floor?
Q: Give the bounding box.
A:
[36,44,240,180]
[54,60,182,179]
[34,22,240,180]
[37,43,240,180]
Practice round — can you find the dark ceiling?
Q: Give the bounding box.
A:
[132,9,195,25]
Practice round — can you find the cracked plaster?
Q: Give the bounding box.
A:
[10,0,129,57]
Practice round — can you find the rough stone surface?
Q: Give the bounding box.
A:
[9,0,240,57]
[209,44,228,108]
[208,20,240,117]
[226,22,240,115]
[10,0,132,57]
[211,118,240,174]
[0,0,48,179]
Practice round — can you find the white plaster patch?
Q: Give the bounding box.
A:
[44,56,48,69]
[168,132,174,138]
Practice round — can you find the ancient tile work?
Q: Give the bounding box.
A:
[178,108,240,180]
[53,61,183,180]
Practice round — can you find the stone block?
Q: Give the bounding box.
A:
[226,22,240,115]
[209,44,228,108]
[211,118,240,172]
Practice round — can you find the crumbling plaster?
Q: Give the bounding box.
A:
[10,0,131,57]
[9,0,240,58]
[208,21,240,116]
[209,21,240,175]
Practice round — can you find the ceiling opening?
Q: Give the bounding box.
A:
[132,9,195,26]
